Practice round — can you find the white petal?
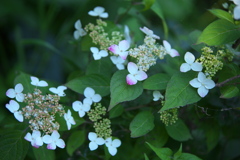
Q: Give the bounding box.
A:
[191,62,203,72]
[56,139,65,148]
[153,91,161,101]
[38,80,48,87]
[6,100,19,113]
[90,47,99,54]
[110,56,118,64]
[74,30,80,40]
[6,88,16,98]
[92,94,101,102]
[118,40,130,52]
[47,143,57,150]
[96,137,105,145]
[83,103,91,112]
[79,110,86,117]
[83,97,93,105]
[15,83,23,93]
[100,12,108,18]
[127,62,138,74]
[234,5,240,19]
[180,63,191,72]
[99,50,108,57]
[135,71,148,81]
[89,141,98,150]
[74,20,82,30]
[108,146,117,156]
[24,133,32,142]
[169,49,179,57]
[112,139,121,147]
[49,87,58,94]
[88,10,98,16]
[94,6,105,14]
[108,44,120,55]
[88,132,97,141]
[35,137,43,146]
[118,51,128,60]
[30,76,39,85]
[203,79,215,89]
[126,74,137,85]
[72,101,82,111]
[163,40,171,52]
[43,135,52,144]
[116,64,125,70]
[84,87,95,98]
[197,72,206,83]
[184,52,195,64]
[189,78,201,88]
[198,86,209,97]
[14,111,23,122]
[93,53,101,60]
[16,93,24,102]
[51,130,60,141]
[32,130,41,137]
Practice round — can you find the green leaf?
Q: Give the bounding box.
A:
[197,19,240,46]
[143,73,170,90]
[165,119,192,141]
[130,111,155,138]
[206,126,220,152]
[109,70,143,110]
[66,74,110,97]
[220,86,239,98]
[0,130,29,160]
[109,104,124,119]
[32,146,55,160]
[188,30,205,52]
[174,144,182,160]
[146,142,173,160]
[14,72,35,93]
[178,153,202,160]
[209,9,234,23]
[67,131,85,156]
[161,72,201,111]
[143,0,155,10]
[144,153,150,160]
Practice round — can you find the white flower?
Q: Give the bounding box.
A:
[84,87,102,105]
[6,83,24,102]
[88,132,105,151]
[153,91,164,101]
[140,26,160,39]
[110,56,126,70]
[180,52,203,72]
[49,86,67,97]
[74,19,87,40]
[126,62,148,85]
[163,40,179,57]
[30,76,48,87]
[64,110,76,130]
[189,72,215,97]
[105,137,121,156]
[72,100,91,117]
[234,5,240,19]
[43,130,65,150]
[108,40,130,60]
[24,130,43,148]
[231,0,240,5]
[5,100,24,122]
[124,25,131,44]
[90,47,108,60]
[88,6,109,18]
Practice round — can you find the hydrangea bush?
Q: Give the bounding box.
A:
[1,1,240,160]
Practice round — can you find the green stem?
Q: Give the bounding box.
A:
[216,75,240,87]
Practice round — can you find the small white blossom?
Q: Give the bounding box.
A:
[105,137,121,156]
[88,6,109,18]
[6,83,24,102]
[189,72,215,97]
[30,76,48,87]
[64,110,76,130]
[74,19,87,40]
[90,47,108,60]
[163,40,179,57]
[72,100,91,117]
[110,56,126,70]
[140,26,160,39]
[6,100,24,122]
[84,87,102,105]
[126,62,148,85]
[153,91,164,101]
[88,132,105,151]
[108,40,130,60]
[43,130,65,150]
[24,130,43,148]
[49,86,67,97]
[180,52,203,72]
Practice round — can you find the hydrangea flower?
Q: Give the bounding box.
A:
[126,62,148,85]
[72,100,91,117]
[163,40,179,57]
[105,137,121,156]
[88,6,109,18]
[124,25,131,44]
[108,40,130,60]
[88,132,105,151]
[232,0,240,19]
[140,26,160,39]
[6,83,24,102]
[5,100,24,122]
[74,19,87,40]
[153,91,164,101]
[90,47,108,60]
[64,109,76,130]
[49,86,67,97]
[84,87,102,105]
[180,52,203,72]
[189,72,215,97]
[24,130,43,148]
[30,76,48,87]
[42,130,65,150]
[110,56,126,70]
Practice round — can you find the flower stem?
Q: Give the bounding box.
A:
[216,75,240,87]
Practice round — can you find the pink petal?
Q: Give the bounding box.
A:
[118,40,130,52]
[184,52,195,64]
[108,44,120,55]
[6,88,16,98]
[127,62,138,74]
[135,71,148,81]
[169,49,179,57]
[119,51,128,60]
[126,74,137,85]
[47,143,57,150]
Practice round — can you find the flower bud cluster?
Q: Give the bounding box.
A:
[160,108,178,126]
[23,88,65,134]
[87,103,112,139]
[85,19,123,51]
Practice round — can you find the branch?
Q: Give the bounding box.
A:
[216,75,240,87]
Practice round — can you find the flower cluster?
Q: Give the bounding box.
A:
[160,108,179,126]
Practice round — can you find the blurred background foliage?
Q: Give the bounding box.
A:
[1,0,240,159]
